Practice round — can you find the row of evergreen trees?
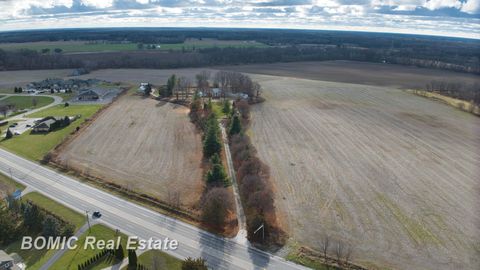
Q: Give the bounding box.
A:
[0,198,75,246]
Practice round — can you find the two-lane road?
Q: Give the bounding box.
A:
[0,148,309,270]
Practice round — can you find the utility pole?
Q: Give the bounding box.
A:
[85,210,91,232]
[8,168,13,180]
[254,223,265,243]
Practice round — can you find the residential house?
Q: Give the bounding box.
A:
[32,116,69,133]
[77,90,100,101]
[0,250,22,270]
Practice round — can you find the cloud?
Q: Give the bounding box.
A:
[0,0,478,39]
[461,0,480,14]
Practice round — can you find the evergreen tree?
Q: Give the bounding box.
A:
[115,244,125,261]
[166,74,176,97]
[210,153,221,165]
[128,249,138,270]
[206,164,229,186]
[5,128,13,139]
[229,114,242,136]
[222,101,231,114]
[0,207,17,245]
[203,120,221,158]
[42,215,61,237]
[181,257,208,270]
[23,203,44,231]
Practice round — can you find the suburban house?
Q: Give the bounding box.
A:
[32,116,72,133]
[77,89,100,101]
[0,250,22,270]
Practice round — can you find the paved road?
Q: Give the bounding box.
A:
[5,94,63,120]
[0,148,309,270]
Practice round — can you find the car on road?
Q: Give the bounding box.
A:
[92,211,102,218]
[9,123,17,128]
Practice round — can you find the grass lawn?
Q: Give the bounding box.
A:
[0,172,25,191]
[0,96,54,110]
[3,192,85,270]
[50,224,129,270]
[212,101,228,119]
[121,250,182,270]
[286,248,338,270]
[0,104,102,161]
[22,192,85,229]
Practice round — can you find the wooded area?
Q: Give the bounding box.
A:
[0,28,478,74]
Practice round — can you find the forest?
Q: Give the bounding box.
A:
[0,28,478,74]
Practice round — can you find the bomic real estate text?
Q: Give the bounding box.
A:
[21,236,179,251]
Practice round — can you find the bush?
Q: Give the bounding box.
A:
[182,257,208,270]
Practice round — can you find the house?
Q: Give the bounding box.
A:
[211,88,222,98]
[32,116,69,133]
[77,90,100,101]
[0,250,22,270]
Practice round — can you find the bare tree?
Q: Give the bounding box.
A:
[344,243,353,265]
[196,70,211,96]
[253,82,261,98]
[335,241,343,266]
[178,76,192,100]
[321,234,330,259]
[0,105,8,118]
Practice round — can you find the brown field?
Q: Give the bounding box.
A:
[0,69,72,90]
[221,60,480,89]
[55,93,204,211]
[248,74,480,270]
[1,62,479,269]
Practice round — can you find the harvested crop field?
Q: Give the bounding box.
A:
[248,74,480,270]
[54,93,204,211]
[0,69,72,90]
[222,60,480,89]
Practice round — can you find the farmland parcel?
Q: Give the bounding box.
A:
[248,74,480,270]
[54,93,204,212]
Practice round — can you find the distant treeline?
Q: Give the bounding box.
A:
[425,80,480,105]
[0,28,478,73]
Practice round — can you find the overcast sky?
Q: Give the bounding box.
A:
[0,0,479,39]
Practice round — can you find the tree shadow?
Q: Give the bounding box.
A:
[198,230,233,270]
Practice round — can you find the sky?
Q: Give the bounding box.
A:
[0,0,479,39]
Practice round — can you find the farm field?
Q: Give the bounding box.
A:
[0,69,72,90]
[221,60,480,89]
[54,93,204,212]
[248,74,480,270]
[0,39,267,53]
